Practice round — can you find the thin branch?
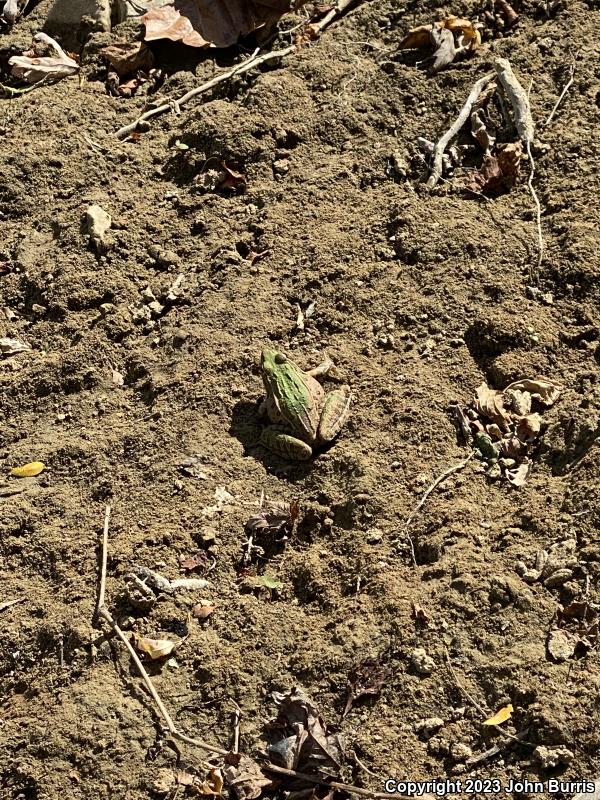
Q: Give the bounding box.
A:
[115,45,294,139]
[544,59,576,126]
[494,58,534,143]
[95,504,111,619]
[426,74,494,189]
[526,139,544,285]
[0,598,25,614]
[98,605,228,756]
[403,453,474,565]
[262,764,403,799]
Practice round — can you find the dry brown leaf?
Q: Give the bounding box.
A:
[516,413,542,441]
[506,459,531,487]
[442,16,482,48]
[399,24,434,49]
[193,604,216,620]
[144,0,308,49]
[343,654,391,717]
[220,162,247,192]
[496,141,522,185]
[223,753,272,800]
[9,33,79,83]
[198,768,224,796]
[475,382,511,429]
[504,377,561,406]
[143,2,209,47]
[100,41,155,77]
[268,688,343,774]
[134,634,175,660]
[430,26,456,73]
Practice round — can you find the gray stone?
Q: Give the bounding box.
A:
[47,0,111,31]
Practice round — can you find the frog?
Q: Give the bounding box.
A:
[258,349,351,461]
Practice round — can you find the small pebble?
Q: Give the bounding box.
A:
[410,647,436,675]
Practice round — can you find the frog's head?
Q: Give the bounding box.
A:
[261,349,293,390]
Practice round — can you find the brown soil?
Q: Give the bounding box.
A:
[1,1,599,799]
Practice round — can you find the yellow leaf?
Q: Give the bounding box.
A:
[11,461,45,478]
[483,703,513,725]
[133,634,175,660]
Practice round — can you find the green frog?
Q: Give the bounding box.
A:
[259,349,351,461]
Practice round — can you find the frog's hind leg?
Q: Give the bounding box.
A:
[306,356,334,378]
[260,425,313,461]
[318,386,352,442]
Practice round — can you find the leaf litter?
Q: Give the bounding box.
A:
[547,601,599,662]
[464,377,561,485]
[343,652,392,717]
[399,16,482,73]
[267,688,343,775]
[9,33,78,84]
[143,0,309,48]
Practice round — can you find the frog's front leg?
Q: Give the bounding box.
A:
[260,424,313,461]
[318,385,352,442]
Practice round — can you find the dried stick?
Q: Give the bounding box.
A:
[94,507,227,756]
[95,504,111,619]
[0,597,25,614]
[115,45,294,139]
[494,58,534,143]
[426,74,494,189]
[313,0,361,32]
[263,764,407,799]
[98,605,227,756]
[403,453,474,565]
[526,139,543,285]
[544,59,575,126]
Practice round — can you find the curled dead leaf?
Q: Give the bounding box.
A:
[504,377,561,406]
[475,382,511,429]
[516,413,542,441]
[506,459,531,487]
[399,24,434,49]
[144,0,308,49]
[199,767,224,796]
[100,41,155,77]
[134,634,175,660]
[9,33,78,84]
[0,337,31,355]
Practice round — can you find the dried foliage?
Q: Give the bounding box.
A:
[466,377,561,485]
[144,0,308,48]
[9,33,78,84]
[399,16,481,73]
[267,688,343,776]
[343,654,391,717]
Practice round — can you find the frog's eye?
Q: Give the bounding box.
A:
[274,353,287,364]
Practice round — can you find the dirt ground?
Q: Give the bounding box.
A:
[1,0,599,798]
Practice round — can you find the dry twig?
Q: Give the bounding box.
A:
[544,59,576,126]
[0,598,25,614]
[93,508,398,799]
[494,58,534,142]
[494,59,542,283]
[115,46,293,139]
[403,453,474,564]
[426,74,494,189]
